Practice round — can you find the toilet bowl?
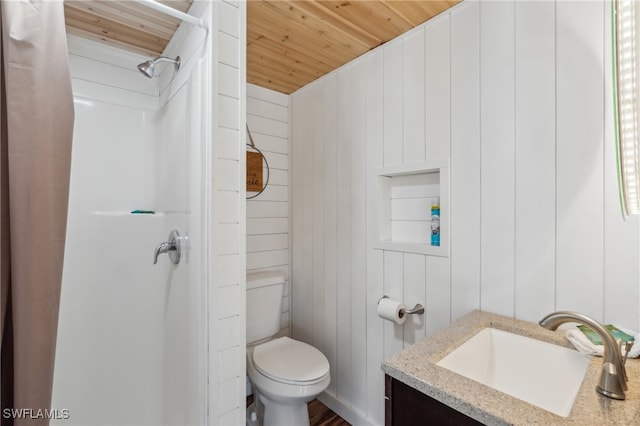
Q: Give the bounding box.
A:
[246,271,331,426]
[247,336,330,426]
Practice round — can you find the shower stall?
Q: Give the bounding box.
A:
[50,2,247,424]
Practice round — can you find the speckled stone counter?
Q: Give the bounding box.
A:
[382,310,640,425]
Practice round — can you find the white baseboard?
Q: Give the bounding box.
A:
[247,379,380,425]
[317,391,379,426]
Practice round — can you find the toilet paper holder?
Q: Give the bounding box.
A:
[378,295,425,316]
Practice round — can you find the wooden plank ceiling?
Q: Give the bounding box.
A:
[64,1,192,55]
[64,0,460,94]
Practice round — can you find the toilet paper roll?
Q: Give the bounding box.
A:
[377,297,407,325]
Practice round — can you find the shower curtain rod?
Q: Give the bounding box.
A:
[133,0,208,31]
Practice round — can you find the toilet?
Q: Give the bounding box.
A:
[246,271,330,426]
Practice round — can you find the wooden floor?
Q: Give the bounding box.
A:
[247,395,351,426]
[308,399,351,426]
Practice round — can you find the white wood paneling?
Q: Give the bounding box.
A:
[322,74,339,396]
[246,83,290,333]
[426,256,451,336]
[349,58,368,412]
[219,63,239,98]
[217,316,241,351]
[335,64,354,402]
[218,285,242,319]
[218,191,239,223]
[555,0,605,319]
[450,2,481,321]
[425,14,451,161]
[218,127,241,160]
[217,254,239,288]
[246,201,287,218]
[382,250,404,359]
[364,49,385,426]
[216,159,239,191]
[300,82,315,344]
[383,42,403,168]
[310,81,325,355]
[247,114,288,138]
[247,98,288,123]
[514,0,556,322]
[211,2,246,424]
[291,86,312,341]
[219,32,239,69]
[247,234,287,252]
[289,1,640,424]
[219,0,239,37]
[479,0,516,317]
[246,249,287,270]
[218,346,241,384]
[402,29,426,165]
[290,89,305,341]
[403,253,427,345]
[248,83,289,107]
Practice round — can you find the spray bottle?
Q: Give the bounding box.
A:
[431,198,440,247]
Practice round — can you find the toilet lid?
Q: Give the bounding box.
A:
[253,337,330,384]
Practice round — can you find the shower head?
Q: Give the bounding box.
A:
[137,56,181,78]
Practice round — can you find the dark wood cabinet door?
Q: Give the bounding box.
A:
[385,375,483,426]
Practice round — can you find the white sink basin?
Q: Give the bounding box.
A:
[436,327,590,417]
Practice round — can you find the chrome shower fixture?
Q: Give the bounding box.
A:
[137,56,180,78]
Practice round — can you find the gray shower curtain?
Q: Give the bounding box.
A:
[0,1,74,424]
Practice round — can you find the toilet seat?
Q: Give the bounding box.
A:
[252,337,330,385]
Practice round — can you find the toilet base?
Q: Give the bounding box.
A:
[246,396,310,426]
[258,393,310,426]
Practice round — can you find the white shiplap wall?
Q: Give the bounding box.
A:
[290,1,640,425]
[246,84,290,334]
[209,1,247,425]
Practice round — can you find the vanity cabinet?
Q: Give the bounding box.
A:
[384,375,482,426]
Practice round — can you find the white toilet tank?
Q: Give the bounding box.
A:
[247,271,285,344]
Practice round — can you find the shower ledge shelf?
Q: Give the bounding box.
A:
[92,210,165,217]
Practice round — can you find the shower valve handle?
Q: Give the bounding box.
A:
[153,229,181,265]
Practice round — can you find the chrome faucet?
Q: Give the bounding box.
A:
[153,241,176,264]
[539,311,627,400]
[153,229,181,265]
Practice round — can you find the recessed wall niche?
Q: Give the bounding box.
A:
[375,159,449,257]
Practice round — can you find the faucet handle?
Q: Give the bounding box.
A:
[153,241,174,264]
[153,229,181,265]
[623,340,633,362]
[622,340,633,381]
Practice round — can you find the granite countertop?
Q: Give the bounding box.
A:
[382,310,640,425]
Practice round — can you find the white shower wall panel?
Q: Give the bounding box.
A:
[67,35,158,109]
[54,38,206,426]
[156,64,206,425]
[154,86,192,213]
[65,100,156,212]
[54,99,166,426]
[54,214,165,425]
